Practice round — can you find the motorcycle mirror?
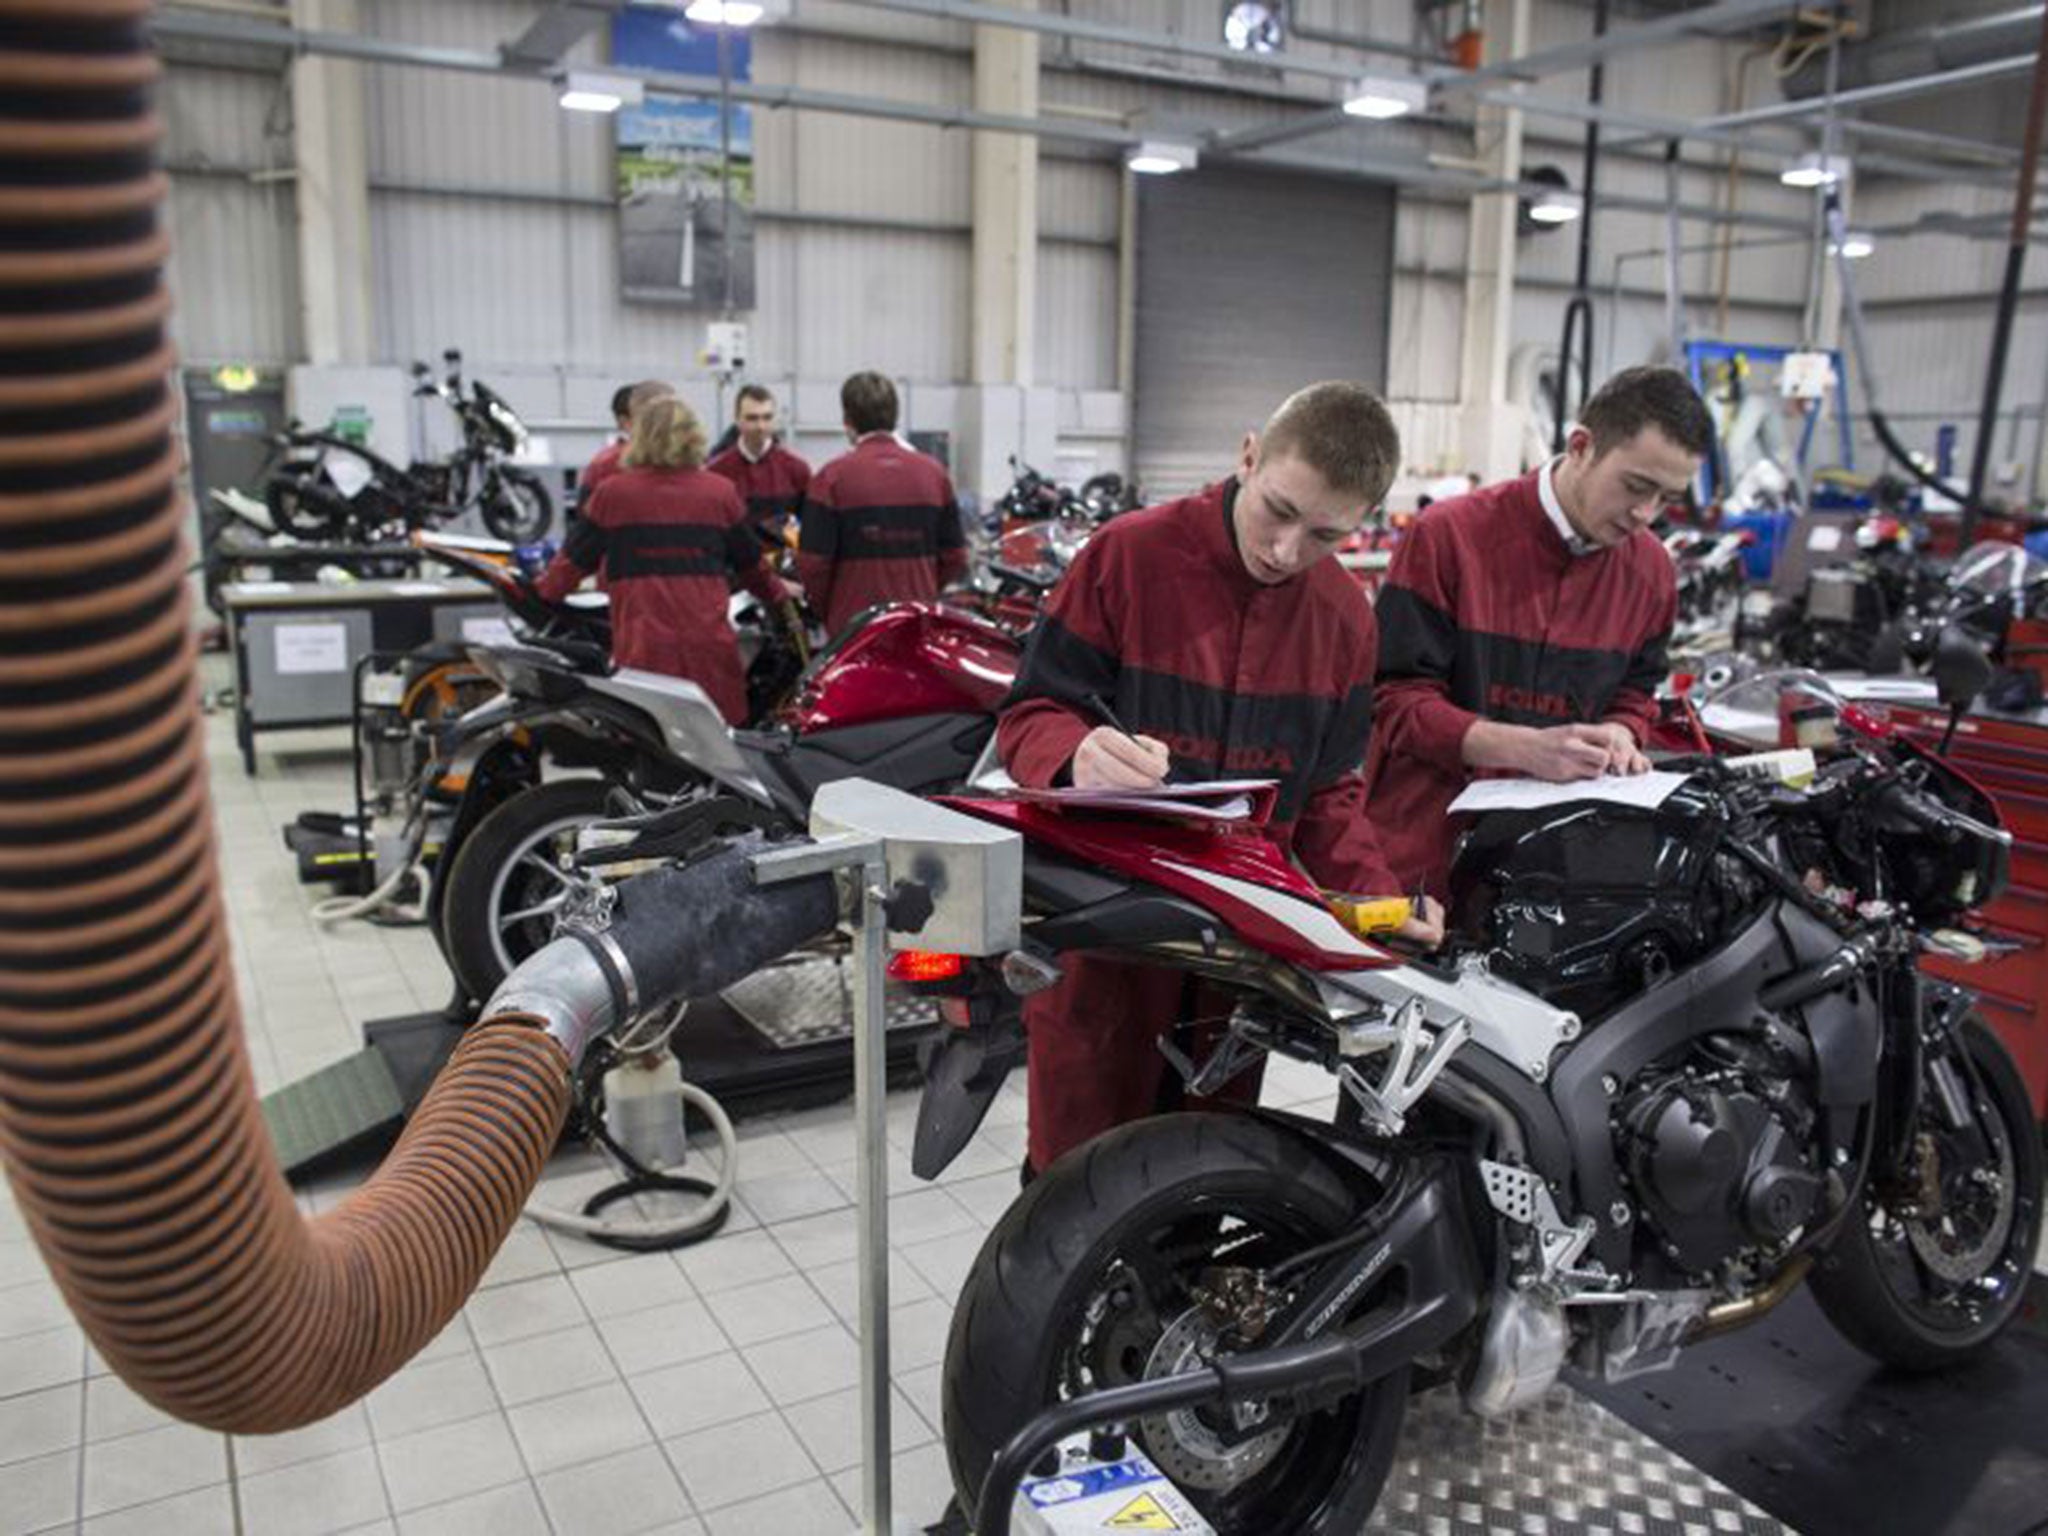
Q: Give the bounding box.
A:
[442,347,462,364]
[1932,627,1993,712]
[409,360,430,378]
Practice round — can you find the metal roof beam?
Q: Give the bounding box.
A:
[499,1,626,68]
[1429,0,1808,90]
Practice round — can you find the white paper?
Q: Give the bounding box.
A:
[1447,770,1692,816]
[1806,524,1843,552]
[273,622,349,675]
[229,580,293,595]
[1016,778,1277,823]
[390,581,445,596]
[322,453,374,500]
[461,616,517,647]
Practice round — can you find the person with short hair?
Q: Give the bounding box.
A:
[796,371,966,638]
[580,379,675,507]
[1366,364,1713,899]
[536,395,786,724]
[998,381,1442,1177]
[707,383,810,545]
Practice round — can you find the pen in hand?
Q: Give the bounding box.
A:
[1082,693,1175,786]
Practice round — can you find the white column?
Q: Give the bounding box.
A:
[1457,0,1532,480]
[970,1,1038,387]
[290,0,374,364]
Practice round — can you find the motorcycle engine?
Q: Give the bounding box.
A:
[1617,1030,1825,1280]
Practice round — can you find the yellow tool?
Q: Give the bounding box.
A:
[1326,893,1417,937]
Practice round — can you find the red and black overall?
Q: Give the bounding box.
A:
[796,433,966,640]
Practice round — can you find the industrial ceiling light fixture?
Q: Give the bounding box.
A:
[1530,188,1584,224]
[684,0,766,24]
[1781,151,1851,188]
[558,69,644,113]
[1126,139,1199,175]
[1831,230,1876,259]
[1342,74,1427,120]
[1222,1,1285,55]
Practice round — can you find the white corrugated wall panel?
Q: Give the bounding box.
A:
[166,177,299,365]
[161,62,298,364]
[788,226,968,381]
[363,0,584,194]
[1039,157,1118,244]
[1036,243,1117,390]
[372,194,573,367]
[757,31,971,226]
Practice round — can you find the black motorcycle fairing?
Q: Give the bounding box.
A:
[1433,1053,1574,1188]
[1548,907,1811,1272]
[743,712,992,814]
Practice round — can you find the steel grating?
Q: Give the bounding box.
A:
[720,950,938,1049]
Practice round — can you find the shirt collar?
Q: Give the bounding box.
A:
[1538,457,1597,558]
[737,437,770,464]
[854,430,896,449]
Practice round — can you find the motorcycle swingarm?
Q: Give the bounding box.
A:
[1264,1156,1482,1381]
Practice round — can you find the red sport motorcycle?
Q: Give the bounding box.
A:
[900,640,2040,1534]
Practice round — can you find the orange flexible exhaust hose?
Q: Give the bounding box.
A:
[0,2,577,1432]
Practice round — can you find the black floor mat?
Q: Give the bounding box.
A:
[1575,1277,2048,1536]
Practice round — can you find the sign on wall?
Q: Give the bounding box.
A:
[612,6,755,310]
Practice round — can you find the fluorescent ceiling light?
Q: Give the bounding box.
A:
[685,0,765,23]
[559,69,643,113]
[1126,139,1198,175]
[1342,75,1427,120]
[1831,230,1876,259]
[1529,188,1583,224]
[1781,152,1850,189]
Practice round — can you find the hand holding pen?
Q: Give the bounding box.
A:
[1070,692,1174,790]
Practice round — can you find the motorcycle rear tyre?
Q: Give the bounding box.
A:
[941,1112,1408,1535]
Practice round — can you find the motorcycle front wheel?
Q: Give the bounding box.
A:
[480,467,553,544]
[942,1113,1408,1535]
[1811,1014,2044,1370]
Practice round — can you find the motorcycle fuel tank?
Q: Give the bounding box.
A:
[790,602,1017,732]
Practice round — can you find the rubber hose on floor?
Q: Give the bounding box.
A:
[0,3,574,1433]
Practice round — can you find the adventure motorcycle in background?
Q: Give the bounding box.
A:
[1663,525,1752,654]
[882,643,2038,1532]
[260,349,554,546]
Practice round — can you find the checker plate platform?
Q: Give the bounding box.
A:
[720,950,937,1049]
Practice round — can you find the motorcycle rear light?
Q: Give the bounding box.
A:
[888,950,966,983]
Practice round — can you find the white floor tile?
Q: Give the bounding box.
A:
[627,1351,772,1442]
[505,1380,652,1475]
[740,1323,860,1406]
[703,1275,835,1348]
[663,1410,815,1513]
[0,1448,77,1536]
[236,1445,392,1536]
[233,1402,374,1478]
[84,1373,179,1442]
[393,1478,549,1536]
[79,1481,233,1536]
[597,1296,730,1376]
[376,1413,526,1514]
[462,1274,589,1349]
[672,1231,794,1297]
[480,1322,620,1409]
[0,1384,80,1468]
[568,1251,697,1321]
[534,1444,694,1536]
[79,1421,228,1519]
[829,1441,955,1530]
[780,1384,931,1476]
[699,1477,853,1536]
[0,1281,73,1344]
[366,1353,500,1442]
[0,1325,84,1398]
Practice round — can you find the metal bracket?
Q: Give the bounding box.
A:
[1479,1158,1604,1296]
[1334,1001,1469,1137]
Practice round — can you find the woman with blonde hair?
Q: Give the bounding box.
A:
[537,395,788,723]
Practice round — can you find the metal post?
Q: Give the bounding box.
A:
[1964,3,2048,544]
[718,23,734,317]
[853,855,894,1535]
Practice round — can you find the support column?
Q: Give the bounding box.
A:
[291,0,373,364]
[1457,0,1531,480]
[963,0,1042,499]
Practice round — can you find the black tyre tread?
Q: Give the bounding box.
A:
[440,778,613,1005]
[1810,1019,2045,1372]
[483,469,554,544]
[941,1112,1400,1532]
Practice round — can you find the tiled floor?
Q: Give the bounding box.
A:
[2,658,2044,1535]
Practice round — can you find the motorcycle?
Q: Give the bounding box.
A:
[261,349,554,546]
[431,600,1020,1003]
[900,640,2039,1532]
[1663,525,1751,654]
[1765,513,1946,674]
[952,516,1089,635]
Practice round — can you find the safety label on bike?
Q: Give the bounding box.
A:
[1015,1454,1210,1536]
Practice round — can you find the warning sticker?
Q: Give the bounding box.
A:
[1104,1493,1181,1530]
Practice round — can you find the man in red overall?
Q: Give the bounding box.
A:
[998,382,1443,1178]
[707,383,810,547]
[797,372,966,639]
[1367,365,1709,899]
[579,379,673,508]
[536,396,786,725]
